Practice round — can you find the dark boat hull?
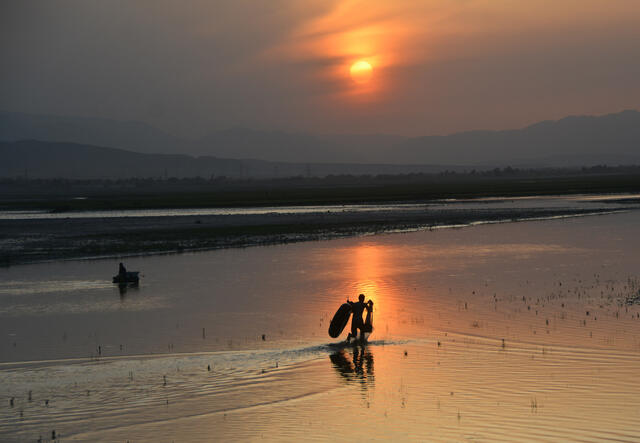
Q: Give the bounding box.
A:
[113,271,140,284]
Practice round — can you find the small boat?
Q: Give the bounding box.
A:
[112,271,140,284]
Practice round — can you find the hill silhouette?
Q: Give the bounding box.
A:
[0,140,451,179]
[1,109,639,166]
[396,110,640,166]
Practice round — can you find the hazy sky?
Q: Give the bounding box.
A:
[2,0,640,136]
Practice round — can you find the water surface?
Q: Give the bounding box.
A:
[2,210,640,441]
[2,192,638,220]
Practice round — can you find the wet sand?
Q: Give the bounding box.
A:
[2,209,640,441]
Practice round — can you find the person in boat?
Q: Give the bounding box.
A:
[346,294,373,341]
[118,262,127,278]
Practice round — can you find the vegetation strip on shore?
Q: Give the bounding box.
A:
[2,166,640,211]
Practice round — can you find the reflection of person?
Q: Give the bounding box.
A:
[347,294,373,341]
[329,347,374,387]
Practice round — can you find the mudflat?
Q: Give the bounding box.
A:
[1,195,634,265]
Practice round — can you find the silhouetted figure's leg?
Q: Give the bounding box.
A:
[348,321,358,341]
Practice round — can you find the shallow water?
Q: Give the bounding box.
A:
[1,193,637,220]
[2,210,640,441]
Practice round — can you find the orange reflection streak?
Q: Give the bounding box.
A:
[320,241,442,341]
[347,244,404,339]
[352,244,383,305]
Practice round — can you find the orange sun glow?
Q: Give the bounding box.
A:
[350,60,373,83]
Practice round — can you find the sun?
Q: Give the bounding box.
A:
[350,60,373,84]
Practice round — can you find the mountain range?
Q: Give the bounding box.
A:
[0,111,407,164]
[0,140,454,179]
[1,109,639,170]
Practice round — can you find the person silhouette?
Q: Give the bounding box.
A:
[346,294,372,341]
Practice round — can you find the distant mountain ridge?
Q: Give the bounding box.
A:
[0,111,186,154]
[0,140,239,179]
[396,110,640,166]
[1,109,640,167]
[0,111,407,163]
[0,140,453,179]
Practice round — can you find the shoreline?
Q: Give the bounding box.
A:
[0,206,630,267]
[3,171,640,212]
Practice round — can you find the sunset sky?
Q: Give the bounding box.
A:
[2,0,640,136]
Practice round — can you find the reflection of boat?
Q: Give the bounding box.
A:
[112,271,140,284]
[117,280,140,296]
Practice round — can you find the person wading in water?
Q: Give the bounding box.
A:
[347,294,373,341]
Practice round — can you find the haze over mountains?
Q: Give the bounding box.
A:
[0,140,453,179]
[1,109,639,179]
[0,111,407,164]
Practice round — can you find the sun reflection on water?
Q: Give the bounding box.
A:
[337,243,412,340]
